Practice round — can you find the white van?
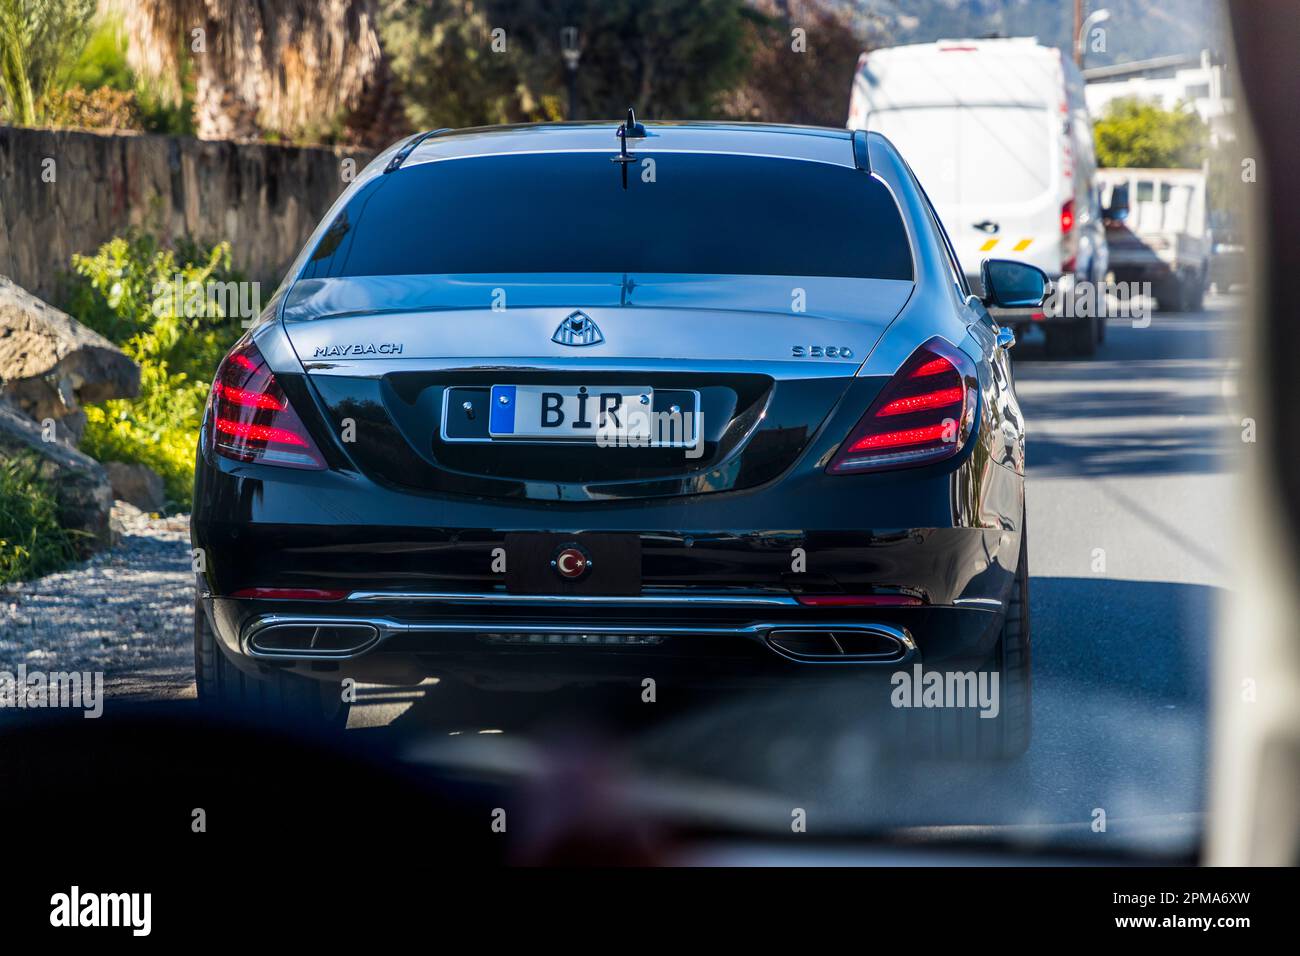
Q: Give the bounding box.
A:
[848,37,1109,356]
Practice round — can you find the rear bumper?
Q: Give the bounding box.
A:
[199,592,1003,687]
[195,509,1021,687]
[192,388,1025,686]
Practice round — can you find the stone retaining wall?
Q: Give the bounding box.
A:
[0,126,372,300]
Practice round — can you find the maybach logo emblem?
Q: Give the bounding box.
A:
[552,311,604,347]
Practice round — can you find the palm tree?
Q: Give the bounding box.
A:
[111,0,407,145]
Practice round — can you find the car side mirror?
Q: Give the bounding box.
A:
[980,258,1051,309]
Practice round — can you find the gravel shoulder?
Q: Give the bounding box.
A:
[0,503,196,700]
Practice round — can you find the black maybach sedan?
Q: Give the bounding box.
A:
[192,116,1048,756]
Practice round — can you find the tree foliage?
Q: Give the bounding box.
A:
[720,0,877,126]
[0,0,96,125]
[111,0,406,145]
[63,13,194,134]
[382,0,753,128]
[547,0,751,120]
[1094,97,1208,169]
[380,0,549,129]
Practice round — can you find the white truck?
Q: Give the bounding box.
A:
[848,37,1110,356]
[1095,167,1210,312]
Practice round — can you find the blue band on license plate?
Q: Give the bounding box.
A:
[489,385,517,435]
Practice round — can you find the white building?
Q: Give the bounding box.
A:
[1084,50,1235,142]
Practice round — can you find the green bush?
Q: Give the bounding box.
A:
[65,12,194,135]
[0,454,79,586]
[1094,97,1208,169]
[62,232,246,509]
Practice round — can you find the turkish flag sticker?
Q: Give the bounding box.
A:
[504,533,641,596]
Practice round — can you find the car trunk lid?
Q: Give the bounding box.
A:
[282,274,913,501]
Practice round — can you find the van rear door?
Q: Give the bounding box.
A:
[954,104,1060,280]
[871,104,1059,283]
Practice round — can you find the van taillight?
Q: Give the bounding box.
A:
[205,342,325,470]
[827,338,977,475]
[1061,199,1075,234]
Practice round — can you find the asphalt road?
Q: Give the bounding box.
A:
[338,295,1237,854]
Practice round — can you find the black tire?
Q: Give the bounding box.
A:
[1157,277,1188,313]
[194,601,349,727]
[895,522,1031,761]
[1045,316,1095,358]
[1185,273,1206,312]
[989,525,1032,758]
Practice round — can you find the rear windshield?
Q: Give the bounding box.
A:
[299,152,913,281]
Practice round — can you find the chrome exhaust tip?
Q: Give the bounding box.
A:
[766,625,915,664]
[244,618,381,659]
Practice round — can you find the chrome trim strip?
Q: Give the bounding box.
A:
[304,356,859,381]
[346,590,800,607]
[952,598,1003,608]
[238,614,918,665]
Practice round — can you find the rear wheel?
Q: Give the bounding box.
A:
[194,601,349,727]
[1045,316,1096,358]
[1185,270,1206,312]
[899,522,1031,761]
[987,525,1032,758]
[1157,275,1191,312]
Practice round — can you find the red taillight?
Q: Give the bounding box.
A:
[215,383,285,411]
[909,357,952,378]
[206,342,325,470]
[1060,199,1075,234]
[827,338,976,475]
[877,387,965,417]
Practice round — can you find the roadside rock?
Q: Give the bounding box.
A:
[0,275,139,443]
[104,461,166,513]
[0,398,113,555]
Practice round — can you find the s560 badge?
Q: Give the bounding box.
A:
[792,345,854,358]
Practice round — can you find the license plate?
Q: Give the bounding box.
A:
[489,384,653,441]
